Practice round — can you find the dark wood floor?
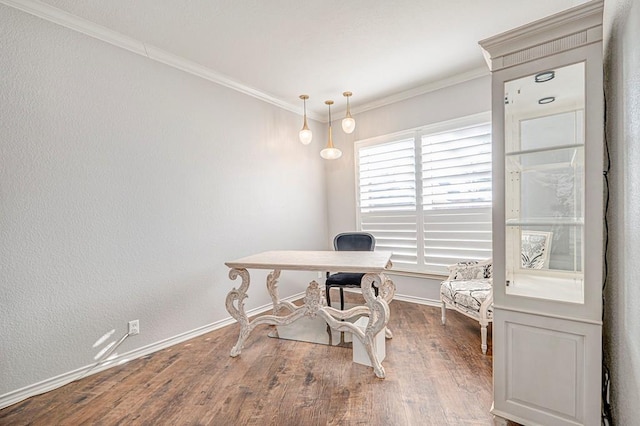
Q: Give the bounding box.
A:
[0,296,498,425]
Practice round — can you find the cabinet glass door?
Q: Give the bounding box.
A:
[504,62,585,303]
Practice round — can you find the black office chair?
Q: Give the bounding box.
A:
[325,232,378,310]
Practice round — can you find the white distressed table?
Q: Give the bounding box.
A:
[224,250,396,378]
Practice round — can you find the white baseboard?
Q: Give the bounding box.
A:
[0,291,439,410]
[0,292,305,410]
[392,293,442,307]
[339,287,442,308]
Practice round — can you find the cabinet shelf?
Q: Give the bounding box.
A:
[505,143,585,157]
[506,270,584,304]
[506,145,583,172]
[506,218,584,226]
[506,272,584,303]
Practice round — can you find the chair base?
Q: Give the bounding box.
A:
[440,274,493,355]
[326,285,379,310]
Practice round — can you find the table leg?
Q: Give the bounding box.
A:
[380,273,396,339]
[266,269,297,315]
[359,272,390,378]
[226,269,315,356]
[225,268,251,357]
[226,267,393,379]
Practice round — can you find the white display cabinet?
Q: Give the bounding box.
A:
[479,1,604,425]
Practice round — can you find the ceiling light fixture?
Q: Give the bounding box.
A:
[298,94,313,145]
[341,91,356,134]
[534,70,555,83]
[320,100,342,160]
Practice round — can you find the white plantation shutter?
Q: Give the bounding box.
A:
[358,138,418,269]
[356,115,492,275]
[421,123,493,272]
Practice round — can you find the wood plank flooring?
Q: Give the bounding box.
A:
[0,296,500,425]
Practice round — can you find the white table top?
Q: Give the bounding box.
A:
[225,250,393,273]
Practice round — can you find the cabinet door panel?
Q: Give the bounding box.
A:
[493,310,601,426]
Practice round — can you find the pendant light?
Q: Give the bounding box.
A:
[320,100,342,160]
[298,94,313,145]
[341,91,356,134]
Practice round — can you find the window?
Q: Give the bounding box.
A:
[356,113,492,275]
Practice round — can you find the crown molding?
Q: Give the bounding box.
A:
[1,0,147,54]
[2,0,487,123]
[0,0,325,122]
[349,67,489,116]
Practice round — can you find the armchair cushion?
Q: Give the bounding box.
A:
[440,279,493,319]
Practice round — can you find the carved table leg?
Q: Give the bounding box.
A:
[265,269,298,315]
[265,269,301,339]
[226,271,323,354]
[225,268,251,357]
[226,267,393,379]
[360,273,390,378]
[380,274,396,339]
[266,269,282,314]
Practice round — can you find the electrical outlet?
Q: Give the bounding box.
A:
[128,320,140,336]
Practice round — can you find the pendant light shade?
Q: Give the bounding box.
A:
[341,91,356,134]
[298,95,313,145]
[320,100,342,160]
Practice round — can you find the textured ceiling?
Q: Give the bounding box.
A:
[36,0,588,116]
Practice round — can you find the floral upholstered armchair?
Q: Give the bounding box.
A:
[440,259,493,354]
[440,230,553,354]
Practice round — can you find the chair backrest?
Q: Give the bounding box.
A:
[333,232,375,252]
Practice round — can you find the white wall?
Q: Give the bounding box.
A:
[324,76,492,302]
[0,6,329,399]
[603,0,640,423]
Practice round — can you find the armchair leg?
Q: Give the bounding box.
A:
[441,301,447,325]
[326,286,331,307]
[481,323,488,354]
